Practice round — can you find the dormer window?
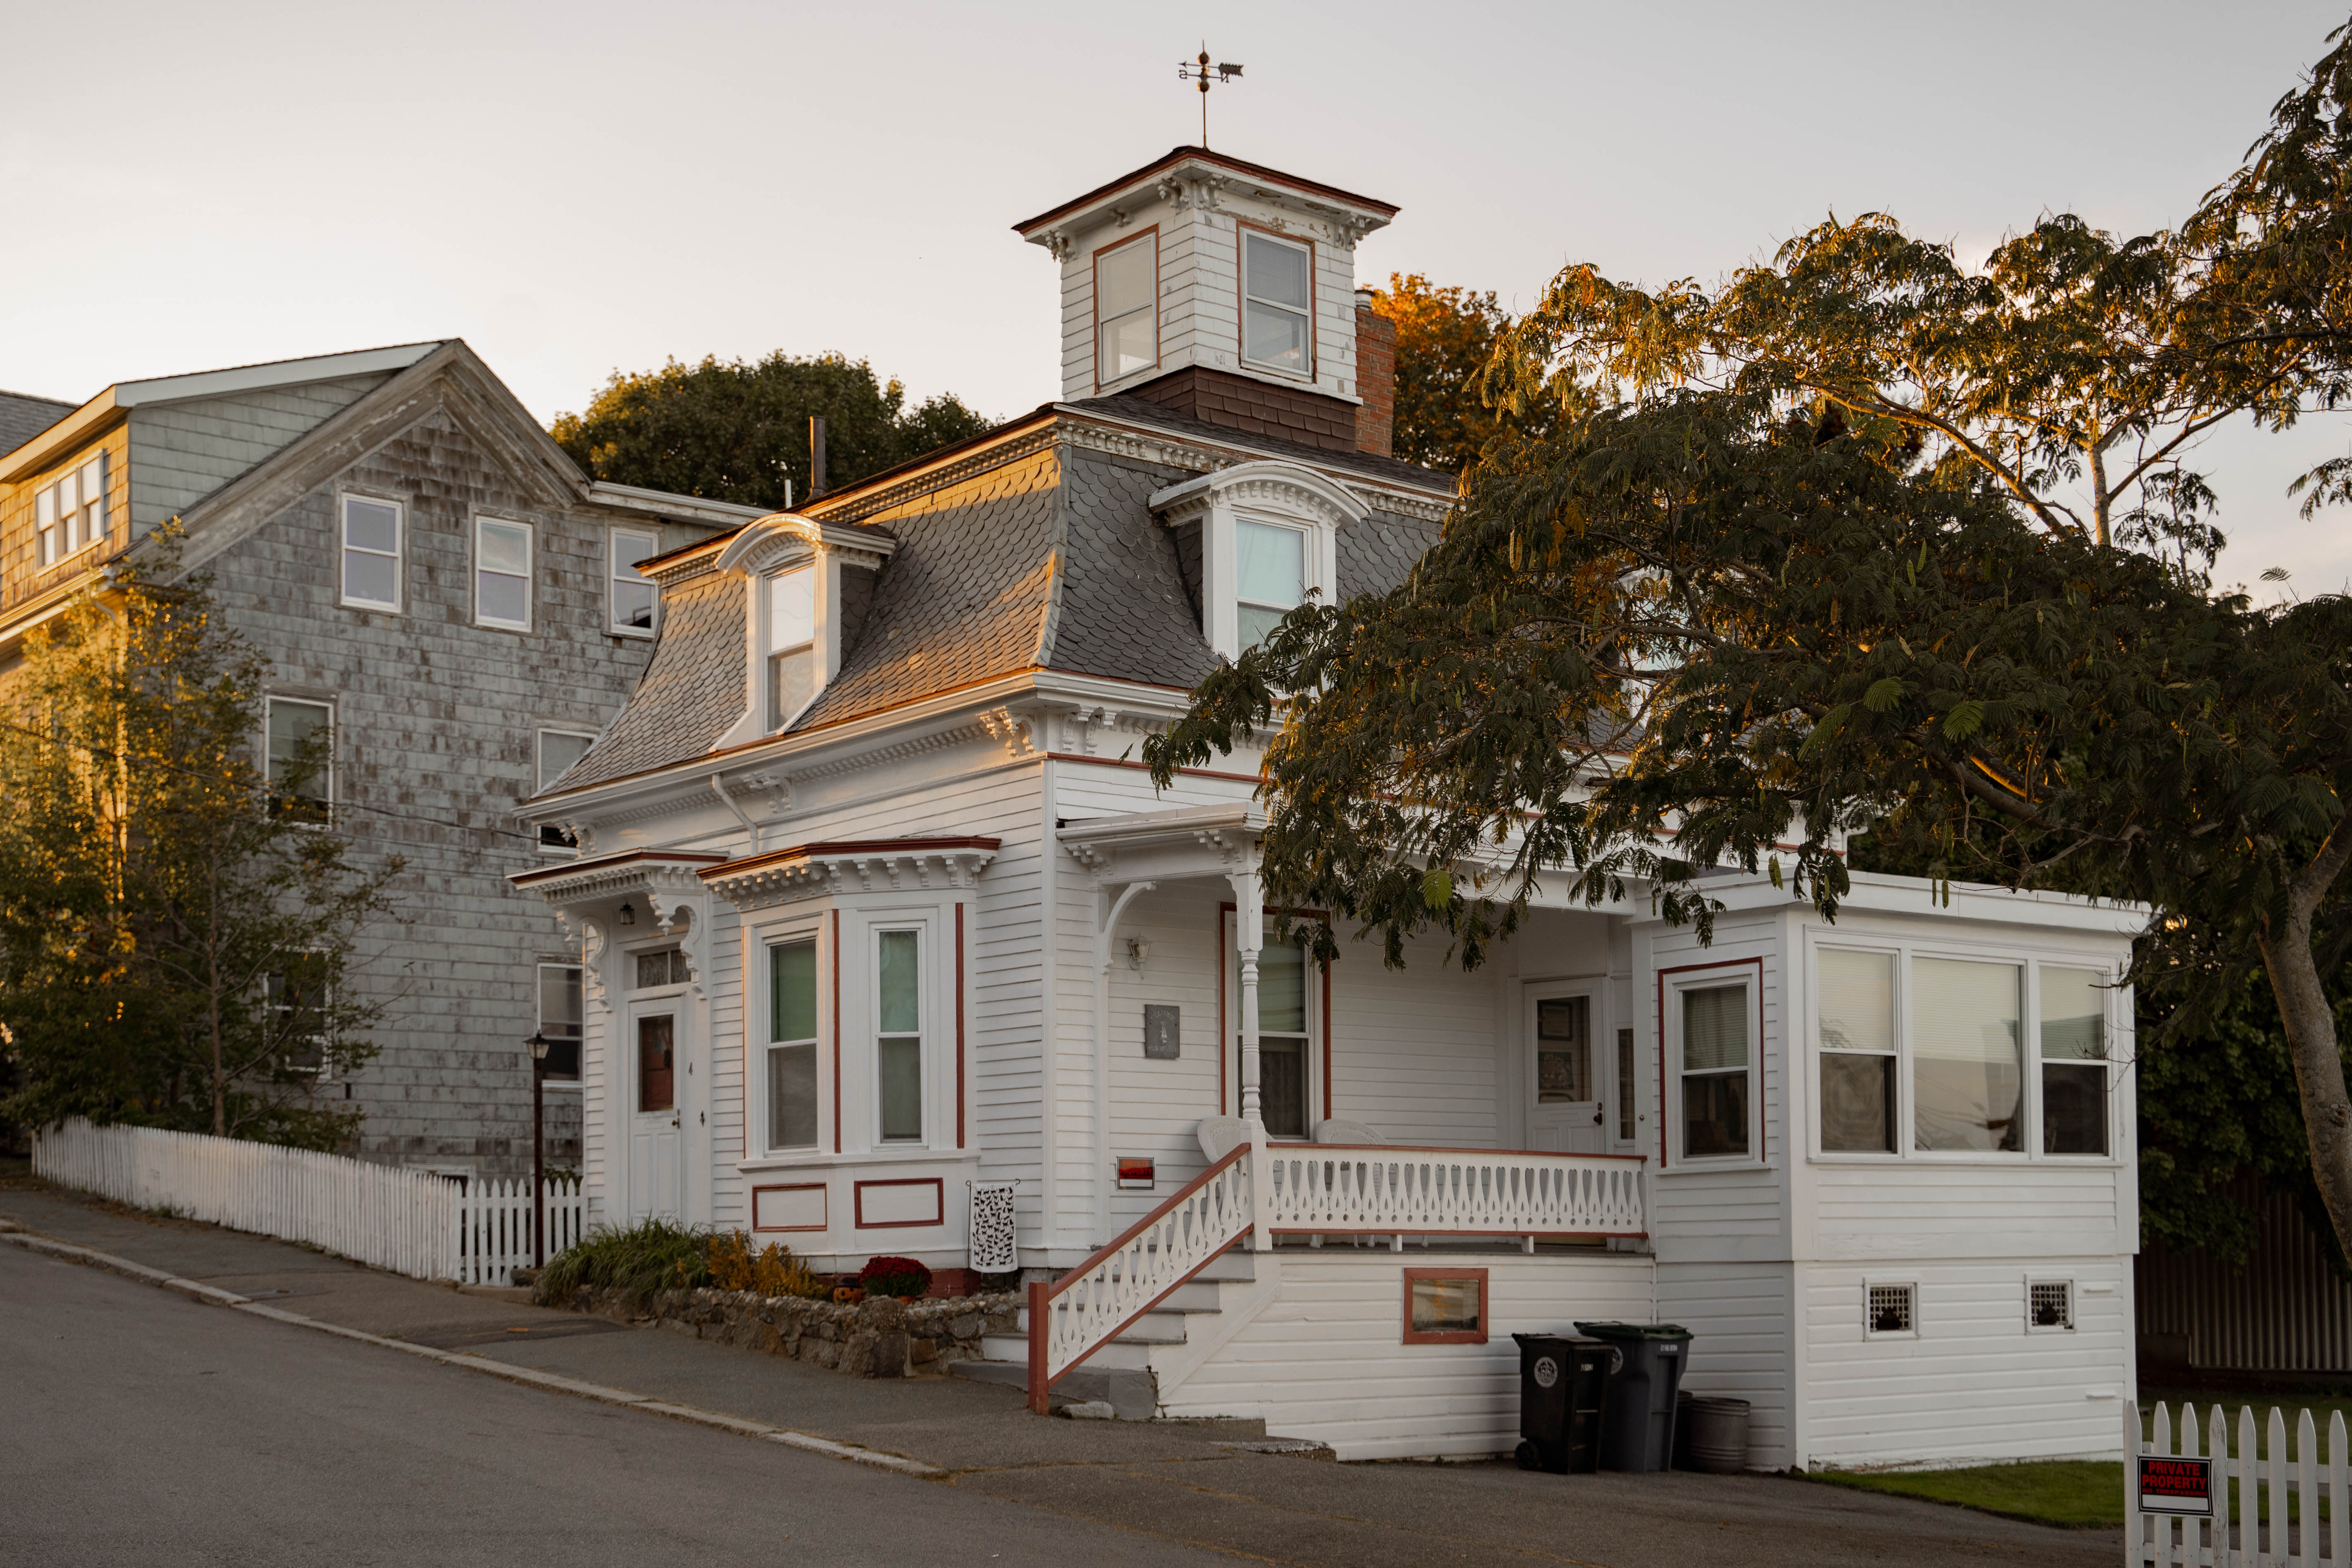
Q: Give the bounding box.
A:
[1236,518,1306,650]
[1095,232,1160,387]
[767,565,817,730]
[35,451,109,568]
[1241,229,1313,377]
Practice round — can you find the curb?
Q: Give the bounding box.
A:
[0,1229,945,1479]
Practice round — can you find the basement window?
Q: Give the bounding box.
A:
[1403,1269,1488,1345]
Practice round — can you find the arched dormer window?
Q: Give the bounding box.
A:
[713,513,898,747]
[1149,461,1369,661]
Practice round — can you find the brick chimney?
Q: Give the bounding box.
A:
[1354,288,1396,459]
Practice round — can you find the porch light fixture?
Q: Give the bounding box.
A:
[617,900,636,927]
[1127,937,1150,971]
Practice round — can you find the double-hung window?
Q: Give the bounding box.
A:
[1912,958,2023,1153]
[475,517,533,630]
[340,496,402,611]
[537,963,583,1081]
[2040,968,2108,1155]
[1241,230,1313,376]
[876,929,923,1143]
[767,565,816,730]
[768,938,820,1150]
[264,961,328,1075]
[611,527,659,634]
[1817,948,1897,1152]
[1235,518,1305,651]
[1678,982,1751,1158]
[35,451,109,568]
[1254,935,1313,1138]
[265,697,333,822]
[1095,232,1159,386]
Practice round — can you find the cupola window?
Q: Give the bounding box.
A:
[767,565,817,729]
[1241,230,1313,376]
[1095,233,1159,386]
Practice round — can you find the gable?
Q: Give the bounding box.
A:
[128,373,397,532]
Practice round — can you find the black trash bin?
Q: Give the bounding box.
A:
[1511,1333,1616,1474]
[1573,1321,1693,1472]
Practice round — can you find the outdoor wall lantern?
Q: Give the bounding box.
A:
[617,900,636,927]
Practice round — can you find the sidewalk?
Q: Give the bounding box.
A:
[0,1176,2126,1567]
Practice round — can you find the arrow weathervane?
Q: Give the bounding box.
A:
[1176,47,1243,149]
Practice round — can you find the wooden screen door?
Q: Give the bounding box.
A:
[627,1005,682,1221]
[1526,986,1605,1154]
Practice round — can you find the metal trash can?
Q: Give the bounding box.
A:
[1512,1333,1616,1474]
[1573,1321,1693,1472]
[1684,1396,1751,1473]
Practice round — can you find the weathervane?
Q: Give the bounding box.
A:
[1176,46,1242,148]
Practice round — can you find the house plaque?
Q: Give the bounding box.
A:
[1143,1004,1181,1059]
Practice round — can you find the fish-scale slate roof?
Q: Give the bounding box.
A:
[552,569,746,791]
[539,405,1456,796]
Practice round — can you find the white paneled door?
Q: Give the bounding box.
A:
[1526,986,1606,1154]
[627,1004,683,1221]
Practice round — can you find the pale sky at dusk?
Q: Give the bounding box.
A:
[3,0,2345,592]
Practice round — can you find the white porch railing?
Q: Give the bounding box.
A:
[1029,1141,1257,1412]
[2130,1399,2352,1567]
[1261,1146,1648,1239]
[33,1118,582,1287]
[1026,1141,1648,1412]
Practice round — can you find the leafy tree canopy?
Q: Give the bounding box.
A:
[1370,274,1558,473]
[0,540,397,1147]
[551,352,995,508]
[1151,20,2352,1261]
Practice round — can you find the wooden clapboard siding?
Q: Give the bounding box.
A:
[1811,1164,2128,1259]
[1159,1250,1656,1461]
[128,375,394,532]
[1656,1261,1798,1469]
[1328,925,1500,1148]
[1800,1259,2133,1466]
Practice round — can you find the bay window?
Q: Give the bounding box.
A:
[767,566,816,730]
[767,938,819,1150]
[2040,967,2108,1155]
[1241,229,1313,376]
[877,928,923,1142]
[1678,982,1751,1159]
[1095,232,1159,386]
[1912,958,2023,1153]
[1817,948,1896,1153]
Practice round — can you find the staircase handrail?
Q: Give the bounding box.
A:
[1027,1138,1256,1414]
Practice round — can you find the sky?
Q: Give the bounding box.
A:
[2,0,2345,593]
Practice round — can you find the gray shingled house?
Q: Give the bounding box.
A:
[0,343,763,1176]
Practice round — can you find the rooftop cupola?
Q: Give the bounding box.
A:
[1014,148,1398,454]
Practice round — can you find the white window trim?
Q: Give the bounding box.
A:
[1525,981,1608,1145]
[1863,1278,1920,1340]
[2024,1275,2076,1333]
[1223,910,1321,1140]
[36,450,114,571]
[609,525,661,637]
[1150,462,1363,663]
[264,695,335,823]
[1093,228,1161,392]
[473,514,534,632]
[337,492,404,613]
[758,920,827,1155]
[535,960,584,1084]
[871,917,934,1148]
[1238,223,1316,380]
[1804,934,2122,1167]
[1665,969,1762,1168]
[765,564,821,733]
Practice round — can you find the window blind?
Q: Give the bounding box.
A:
[1682,985,1747,1071]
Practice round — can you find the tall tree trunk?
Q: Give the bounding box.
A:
[2260,831,2352,1261]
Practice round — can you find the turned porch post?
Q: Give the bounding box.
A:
[1228,864,1264,1128]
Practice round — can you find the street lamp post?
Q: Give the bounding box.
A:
[526,1031,550,1268]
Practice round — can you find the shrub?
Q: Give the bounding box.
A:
[536,1217,710,1305]
[858,1255,932,1299]
[707,1229,827,1299]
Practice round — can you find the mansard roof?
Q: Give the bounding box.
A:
[539,404,1454,799]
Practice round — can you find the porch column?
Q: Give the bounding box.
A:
[1228,864,1264,1128]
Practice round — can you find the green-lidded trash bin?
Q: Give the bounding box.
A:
[1574,1321,1692,1472]
[1511,1334,1617,1474]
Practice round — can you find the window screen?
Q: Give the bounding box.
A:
[1818,948,1896,1153]
[1242,231,1312,374]
[1680,984,1749,1157]
[1912,958,2022,1152]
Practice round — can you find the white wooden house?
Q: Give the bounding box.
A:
[515,147,2145,1468]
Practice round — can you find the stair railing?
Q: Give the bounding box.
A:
[1027,1137,1257,1414]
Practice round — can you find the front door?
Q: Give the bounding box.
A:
[627,1004,682,1221]
[1527,987,1605,1154]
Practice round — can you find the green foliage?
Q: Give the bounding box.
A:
[536,1216,713,1304]
[1808,1460,2124,1530]
[0,538,398,1146]
[549,352,995,508]
[1371,274,1559,473]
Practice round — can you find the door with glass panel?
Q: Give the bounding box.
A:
[626,1001,682,1221]
[1526,987,1604,1153]
[1238,933,1314,1140]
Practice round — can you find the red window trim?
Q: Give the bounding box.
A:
[1655,956,1768,1170]
[853,1177,945,1230]
[1402,1266,1490,1345]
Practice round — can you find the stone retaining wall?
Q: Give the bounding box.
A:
[547,1284,1021,1378]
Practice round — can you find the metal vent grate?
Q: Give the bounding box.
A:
[1868,1283,1915,1334]
[2029,1280,2074,1330]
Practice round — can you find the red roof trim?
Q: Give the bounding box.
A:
[699,836,1002,881]
[1013,147,1397,235]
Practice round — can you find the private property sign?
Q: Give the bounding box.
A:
[2138,1455,2214,1515]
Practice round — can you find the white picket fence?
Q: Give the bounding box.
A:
[2131,1399,2351,1566]
[32,1118,579,1288]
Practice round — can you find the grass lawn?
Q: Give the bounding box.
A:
[1808,1461,2124,1530]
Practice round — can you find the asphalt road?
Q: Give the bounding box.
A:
[0,1243,1222,1568]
